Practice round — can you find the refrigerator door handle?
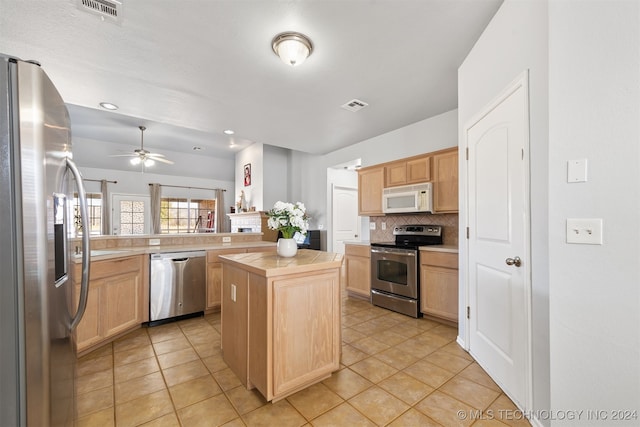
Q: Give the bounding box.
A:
[66,157,91,331]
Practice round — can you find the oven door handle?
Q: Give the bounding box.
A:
[371,248,416,256]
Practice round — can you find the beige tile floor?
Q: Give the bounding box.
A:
[75,288,531,426]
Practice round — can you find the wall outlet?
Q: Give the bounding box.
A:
[381,222,386,230]
[148,238,160,246]
[369,222,376,230]
[222,236,231,243]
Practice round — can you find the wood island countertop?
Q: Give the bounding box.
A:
[218,249,343,277]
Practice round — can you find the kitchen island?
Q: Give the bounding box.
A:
[219,249,343,402]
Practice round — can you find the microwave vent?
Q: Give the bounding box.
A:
[341,99,369,112]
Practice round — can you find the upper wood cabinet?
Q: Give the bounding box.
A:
[384,155,432,187]
[358,165,385,216]
[432,147,458,213]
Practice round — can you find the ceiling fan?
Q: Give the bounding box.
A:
[111,126,174,167]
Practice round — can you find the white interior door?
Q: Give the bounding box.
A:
[111,193,151,235]
[466,72,531,411]
[332,185,359,254]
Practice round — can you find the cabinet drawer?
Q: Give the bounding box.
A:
[345,244,371,258]
[77,256,141,281]
[420,251,458,268]
[207,248,246,263]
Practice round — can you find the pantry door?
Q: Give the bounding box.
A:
[465,71,532,410]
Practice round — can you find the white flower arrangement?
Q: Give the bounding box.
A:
[266,201,309,239]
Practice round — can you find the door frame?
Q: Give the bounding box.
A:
[461,70,533,411]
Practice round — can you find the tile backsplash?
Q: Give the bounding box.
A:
[369,213,459,246]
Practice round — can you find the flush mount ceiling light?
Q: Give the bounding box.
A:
[271,32,313,67]
[223,129,235,135]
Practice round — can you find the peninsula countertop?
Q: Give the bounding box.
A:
[218,249,343,277]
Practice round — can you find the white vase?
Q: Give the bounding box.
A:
[277,238,298,257]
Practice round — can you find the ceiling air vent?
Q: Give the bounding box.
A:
[341,99,369,112]
[78,0,123,23]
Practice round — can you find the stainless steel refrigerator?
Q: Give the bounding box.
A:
[0,54,91,426]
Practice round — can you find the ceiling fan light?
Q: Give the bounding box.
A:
[272,32,313,67]
[130,157,141,165]
[144,158,155,167]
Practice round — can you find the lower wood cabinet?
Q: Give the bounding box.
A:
[345,244,371,298]
[74,255,147,355]
[420,250,459,323]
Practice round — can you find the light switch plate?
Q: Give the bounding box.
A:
[567,159,588,183]
[369,222,376,230]
[148,238,160,246]
[566,218,603,245]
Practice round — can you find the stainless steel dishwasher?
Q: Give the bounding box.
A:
[149,251,206,325]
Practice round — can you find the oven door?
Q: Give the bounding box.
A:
[370,247,418,299]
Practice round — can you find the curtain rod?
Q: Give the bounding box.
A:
[149,183,226,192]
[84,179,117,184]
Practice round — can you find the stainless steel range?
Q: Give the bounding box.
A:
[370,225,443,318]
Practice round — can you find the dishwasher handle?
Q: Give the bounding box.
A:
[172,258,189,263]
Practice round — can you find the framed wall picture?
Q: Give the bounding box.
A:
[244,163,251,187]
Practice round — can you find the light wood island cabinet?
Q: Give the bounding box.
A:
[345,243,371,299]
[206,245,276,312]
[74,255,147,355]
[420,249,458,323]
[220,250,343,402]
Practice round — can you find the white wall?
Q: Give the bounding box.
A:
[457,0,549,421]
[234,143,263,210]
[548,1,640,422]
[78,166,235,233]
[263,144,290,209]
[298,109,459,237]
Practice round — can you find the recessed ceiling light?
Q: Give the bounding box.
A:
[99,102,119,110]
[223,129,235,135]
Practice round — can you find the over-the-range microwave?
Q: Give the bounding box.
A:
[382,182,433,214]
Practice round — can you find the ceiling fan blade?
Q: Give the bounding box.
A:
[147,152,166,158]
[153,157,174,164]
[108,154,138,157]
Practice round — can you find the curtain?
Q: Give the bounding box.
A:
[149,183,162,234]
[100,179,111,235]
[215,188,228,232]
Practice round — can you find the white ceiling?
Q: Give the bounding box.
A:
[0,0,502,176]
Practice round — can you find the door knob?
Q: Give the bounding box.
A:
[505,256,522,267]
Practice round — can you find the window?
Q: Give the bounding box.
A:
[160,198,216,234]
[73,192,102,235]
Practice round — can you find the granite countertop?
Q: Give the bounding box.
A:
[71,241,276,263]
[219,249,343,277]
[419,244,459,253]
